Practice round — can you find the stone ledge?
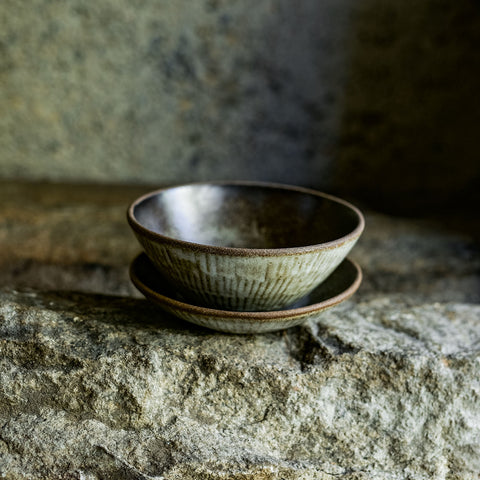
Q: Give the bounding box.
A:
[0,290,479,479]
[0,182,479,479]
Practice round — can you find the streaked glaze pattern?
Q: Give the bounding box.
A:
[135,232,358,311]
[129,253,362,334]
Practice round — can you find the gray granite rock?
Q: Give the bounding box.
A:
[0,289,479,479]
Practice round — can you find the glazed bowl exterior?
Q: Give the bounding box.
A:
[130,253,363,334]
[127,182,364,311]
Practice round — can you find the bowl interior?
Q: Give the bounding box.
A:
[132,184,361,249]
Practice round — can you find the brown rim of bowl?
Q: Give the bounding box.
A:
[127,181,365,257]
[129,253,362,321]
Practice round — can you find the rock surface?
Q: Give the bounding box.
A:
[1,291,479,479]
[0,182,479,479]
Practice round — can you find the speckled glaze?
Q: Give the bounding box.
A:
[127,182,364,311]
[130,253,362,333]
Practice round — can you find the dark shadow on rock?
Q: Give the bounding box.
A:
[332,0,480,216]
[29,289,210,335]
[284,322,360,371]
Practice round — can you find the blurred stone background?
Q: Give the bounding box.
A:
[1,0,479,214]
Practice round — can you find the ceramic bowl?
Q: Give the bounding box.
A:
[127,181,364,311]
[130,253,362,334]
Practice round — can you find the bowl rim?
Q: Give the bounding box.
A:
[129,252,363,321]
[127,181,365,257]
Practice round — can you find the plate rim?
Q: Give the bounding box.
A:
[129,253,362,322]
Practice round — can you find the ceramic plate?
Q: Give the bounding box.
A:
[129,253,362,334]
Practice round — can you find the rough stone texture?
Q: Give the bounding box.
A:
[0,182,479,479]
[1,0,479,213]
[1,290,480,479]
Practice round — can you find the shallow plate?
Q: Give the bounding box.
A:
[129,253,362,334]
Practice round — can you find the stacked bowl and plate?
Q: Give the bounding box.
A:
[127,182,364,333]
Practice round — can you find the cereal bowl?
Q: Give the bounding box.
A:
[127,182,364,311]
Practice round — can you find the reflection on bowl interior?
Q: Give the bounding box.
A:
[133,184,360,249]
